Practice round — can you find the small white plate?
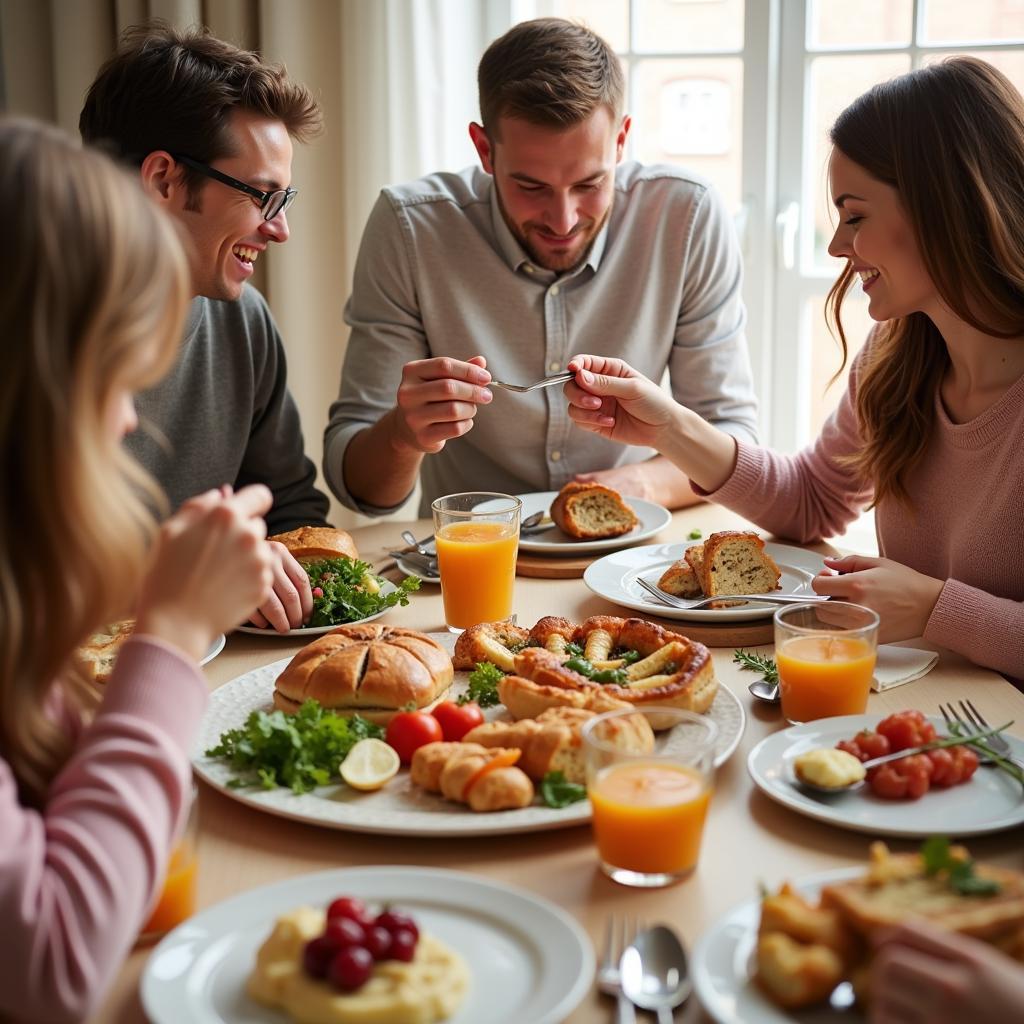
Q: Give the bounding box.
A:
[193,634,746,836]
[692,867,863,1024]
[395,554,440,584]
[584,541,822,622]
[235,580,400,636]
[141,865,594,1024]
[200,634,226,667]
[512,490,672,554]
[747,714,1024,838]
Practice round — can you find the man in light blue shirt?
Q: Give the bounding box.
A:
[325,17,758,517]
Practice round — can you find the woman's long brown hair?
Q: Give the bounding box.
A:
[826,57,1024,505]
[0,119,189,805]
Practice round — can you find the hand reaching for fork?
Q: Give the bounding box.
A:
[813,555,944,643]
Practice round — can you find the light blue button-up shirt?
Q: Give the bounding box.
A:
[325,161,758,515]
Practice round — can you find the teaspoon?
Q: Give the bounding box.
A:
[748,677,780,703]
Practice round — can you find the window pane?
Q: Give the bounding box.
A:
[806,290,873,442]
[522,0,630,52]
[808,0,912,49]
[808,54,911,269]
[634,0,743,54]
[921,0,1024,45]
[922,48,1024,96]
[632,57,743,211]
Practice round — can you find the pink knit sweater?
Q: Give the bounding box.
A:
[0,636,207,1023]
[708,342,1024,681]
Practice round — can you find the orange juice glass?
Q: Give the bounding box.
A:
[431,492,521,631]
[139,785,198,942]
[774,602,879,725]
[582,707,717,888]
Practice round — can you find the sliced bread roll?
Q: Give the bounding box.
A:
[692,531,781,596]
[269,526,359,563]
[549,482,638,539]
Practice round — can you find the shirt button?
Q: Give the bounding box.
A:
[548,361,561,373]
[551,450,562,461]
[524,265,535,274]
[550,285,560,296]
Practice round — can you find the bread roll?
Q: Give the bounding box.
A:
[273,624,453,724]
[549,482,638,539]
[269,525,359,563]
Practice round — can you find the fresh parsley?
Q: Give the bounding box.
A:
[205,700,383,793]
[564,654,633,686]
[304,556,420,627]
[687,528,703,540]
[540,771,588,808]
[733,648,779,684]
[920,836,1001,896]
[565,641,585,658]
[460,661,504,708]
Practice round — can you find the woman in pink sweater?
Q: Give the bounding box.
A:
[0,119,274,1022]
[565,57,1024,683]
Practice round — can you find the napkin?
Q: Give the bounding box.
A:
[871,642,939,692]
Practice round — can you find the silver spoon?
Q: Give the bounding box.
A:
[792,725,1009,795]
[400,530,433,554]
[620,926,690,1024]
[748,677,780,703]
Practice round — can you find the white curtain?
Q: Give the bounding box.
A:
[0,0,509,527]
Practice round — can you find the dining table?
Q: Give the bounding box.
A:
[93,503,1024,1024]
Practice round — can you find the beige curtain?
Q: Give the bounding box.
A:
[0,0,405,528]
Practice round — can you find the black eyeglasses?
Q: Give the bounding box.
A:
[172,153,297,221]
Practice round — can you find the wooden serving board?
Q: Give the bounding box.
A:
[658,617,773,649]
[515,552,597,578]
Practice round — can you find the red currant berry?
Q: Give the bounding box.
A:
[327,896,371,926]
[302,935,338,979]
[375,909,419,941]
[389,927,418,962]
[325,916,367,948]
[363,924,392,960]
[328,946,374,992]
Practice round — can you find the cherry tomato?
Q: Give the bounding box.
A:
[325,916,367,949]
[431,701,485,742]
[948,745,979,785]
[868,753,934,800]
[925,746,955,786]
[303,935,337,979]
[836,738,866,761]
[877,710,936,752]
[327,896,373,927]
[375,908,420,941]
[854,729,891,760]
[389,927,418,962]
[328,946,374,991]
[385,711,443,765]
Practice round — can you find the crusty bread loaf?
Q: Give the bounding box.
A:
[549,482,639,540]
[684,531,780,597]
[268,526,359,563]
[273,624,453,724]
[77,620,135,684]
[464,706,654,783]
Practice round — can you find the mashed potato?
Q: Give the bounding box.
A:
[793,748,866,789]
[247,906,469,1024]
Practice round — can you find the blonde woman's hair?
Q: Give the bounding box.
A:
[0,118,190,805]
[826,57,1024,506]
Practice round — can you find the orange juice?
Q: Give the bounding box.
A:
[141,841,198,936]
[435,520,518,628]
[776,635,876,723]
[588,761,711,876]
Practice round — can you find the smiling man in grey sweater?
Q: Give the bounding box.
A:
[80,25,330,632]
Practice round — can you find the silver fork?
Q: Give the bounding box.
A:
[635,575,828,610]
[598,913,640,1024]
[489,370,574,393]
[940,700,1024,770]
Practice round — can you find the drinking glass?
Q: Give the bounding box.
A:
[582,707,718,888]
[774,601,879,725]
[431,491,521,632]
[139,784,199,941]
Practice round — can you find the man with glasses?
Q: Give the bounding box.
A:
[80,24,329,633]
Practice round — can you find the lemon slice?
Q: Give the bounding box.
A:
[341,738,401,791]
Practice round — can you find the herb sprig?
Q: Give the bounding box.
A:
[459,662,504,707]
[733,648,778,684]
[540,771,587,808]
[205,700,383,793]
[921,836,1001,896]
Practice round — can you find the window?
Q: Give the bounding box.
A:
[512,0,1024,456]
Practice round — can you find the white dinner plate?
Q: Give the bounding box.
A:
[747,714,1024,838]
[584,541,822,622]
[235,580,400,636]
[141,865,594,1024]
[192,634,745,837]
[512,490,672,554]
[201,634,227,667]
[692,867,863,1024]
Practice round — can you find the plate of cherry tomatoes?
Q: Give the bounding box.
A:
[747,710,1024,837]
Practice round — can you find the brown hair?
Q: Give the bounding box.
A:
[79,21,322,202]
[826,57,1024,506]
[0,118,190,805]
[478,17,624,136]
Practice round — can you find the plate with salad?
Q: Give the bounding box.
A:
[236,556,420,636]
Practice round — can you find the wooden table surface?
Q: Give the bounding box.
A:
[94,506,1024,1024]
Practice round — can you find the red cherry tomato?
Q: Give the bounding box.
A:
[877,710,936,752]
[948,745,980,785]
[836,738,866,761]
[925,746,955,786]
[431,701,485,742]
[868,753,934,800]
[327,896,373,927]
[854,729,891,760]
[328,946,374,991]
[385,711,443,765]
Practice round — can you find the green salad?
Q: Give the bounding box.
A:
[304,556,420,627]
